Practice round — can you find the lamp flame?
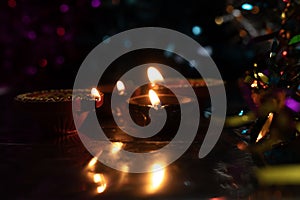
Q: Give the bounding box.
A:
[149,89,161,110]
[147,67,164,85]
[116,81,125,95]
[91,88,101,100]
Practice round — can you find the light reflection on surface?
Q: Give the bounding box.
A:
[86,156,107,194]
[97,184,107,194]
[147,163,166,193]
[88,157,98,168]
[94,173,107,193]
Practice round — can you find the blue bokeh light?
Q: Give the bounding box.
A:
[192,26,202,36]
[241,3,253,10]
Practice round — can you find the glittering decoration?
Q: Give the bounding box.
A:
[237,0,300,165]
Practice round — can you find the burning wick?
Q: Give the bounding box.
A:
[149,89,161,110]
[91,87,102,108]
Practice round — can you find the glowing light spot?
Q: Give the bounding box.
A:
[111,142,123,154]
[116,81,125,95]
[8,0,16,8]
[241,3,253,11]
[93,173,103,183]
[251,6,260,14]
[238,110,244,116]
[60,4,69,13]
[121,165,129,172]
[91,88,101,100]
[282,50,288,56]
[149,90,161,110]
[91,0,101,8]
[97,185,106,193]
[88,157,98,167]
[39,59,48,68]
[192,26,202,36]
[94,174,107,193]
[198,46,213,56]
[256,113,273,143]
[27,31,36,40]
[251,80,258,88]
[56,27,65,36]
[270,52,276,58]
[232,9,241,17]
[148,163,165,192]
[147,67,164,84]
[215,17,224,25]
[239,29,248,38]
[226,5,234,13]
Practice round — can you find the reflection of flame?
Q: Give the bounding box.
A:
[91,88,101,100]
[147,67,164,84]
[88,157,98,168]
[148,163,165,192]
[149,89,161,110]
[256,112,274,143]
[111,142,123,154]
[116,81,125,95]
[94,173,107,193]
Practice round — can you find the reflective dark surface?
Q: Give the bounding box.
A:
[1,81,300,200]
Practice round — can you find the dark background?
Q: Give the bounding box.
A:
[0,0,284,86]
[0,0,286,137]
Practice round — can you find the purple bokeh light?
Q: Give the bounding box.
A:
[285,97,300,112]
[27,31,36,40]
[60,4,69,13]
[91,0,101,8]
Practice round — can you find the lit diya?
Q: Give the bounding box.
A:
[128,89,192,141]
[15,88,103,135]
